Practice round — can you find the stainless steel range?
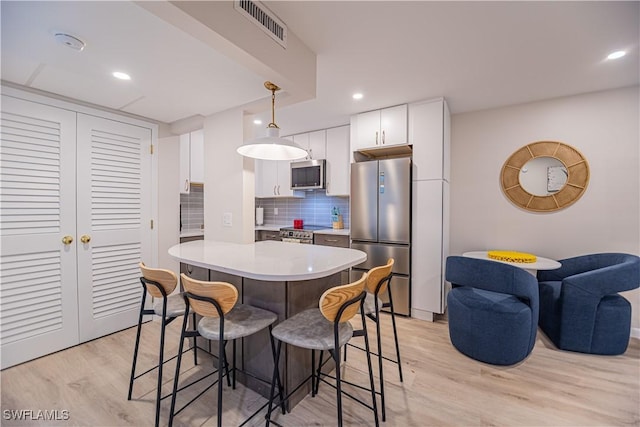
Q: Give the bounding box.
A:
[279,225,327,244]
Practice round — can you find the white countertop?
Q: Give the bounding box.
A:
[180,229,204,238]
[169,240,366,281]
[255,224,350,236]
[254,224,287,231]
[462,251,561,271]
[313,228,350,236]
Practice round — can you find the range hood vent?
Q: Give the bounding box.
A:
[354,144,413,162]
[234,0,287,48]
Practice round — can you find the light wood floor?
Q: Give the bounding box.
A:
[1,315,639,426]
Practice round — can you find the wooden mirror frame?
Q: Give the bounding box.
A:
[501,141,589,212]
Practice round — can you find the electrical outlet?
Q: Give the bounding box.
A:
[274,207,278,215]
[223,212,232,227]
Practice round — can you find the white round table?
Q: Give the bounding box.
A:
[462,251,561,275]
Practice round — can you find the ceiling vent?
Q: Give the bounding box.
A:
[234,0,287,49]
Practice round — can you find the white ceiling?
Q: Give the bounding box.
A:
[2,1,638,136]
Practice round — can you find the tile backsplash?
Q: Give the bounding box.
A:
[256,191,349,228]
[180,185,204,231]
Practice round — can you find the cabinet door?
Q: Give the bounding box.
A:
[276,160,293,196]
[308,130,326,160]
[76,113,152,342]
[0,95,80,369]
[411,180,444,315]
[354,109,381,149]
[326,126,350,196]
[292,133,310,159]
[179,133,190,194]
[380,104,408,146]
[409,99,444,181]
[189,129,204,183]
[255,159,277,197]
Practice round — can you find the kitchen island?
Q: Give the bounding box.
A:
[168,240,366,409]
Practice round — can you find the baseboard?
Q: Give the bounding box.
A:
[411,308,434,322]
[631,327,640,339]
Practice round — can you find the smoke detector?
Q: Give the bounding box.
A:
[54,33,86,51]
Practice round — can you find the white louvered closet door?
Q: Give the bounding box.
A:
[0,96,80,369]
[75,114,151,342]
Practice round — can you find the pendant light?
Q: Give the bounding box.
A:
[237,81,308,161]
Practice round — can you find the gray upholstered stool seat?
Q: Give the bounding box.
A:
[153,293,186,317]
[362,292,383,315]
[272,308,353,351]
[198,304,278,341]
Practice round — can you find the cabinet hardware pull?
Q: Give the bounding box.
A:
[325,238,338,242]
[80,235,91,244]
[273,185,277,195]
[185,179,189,192]
[382,130,385,144]
[277,185,280,195]
[62,235,73,245]
[375,131,379,145]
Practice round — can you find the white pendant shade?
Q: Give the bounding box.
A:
[237,127,308,161]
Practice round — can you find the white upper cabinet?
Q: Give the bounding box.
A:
[190,129,204,183]
[325,126,350,196]
[255,159,304,198]
[179,129,204,194]
[308,130,326,160]
[292,133,309,158]
[350,104,408,155]
[179,133,190,194]
[409,98,450,181]
[292,130,326,160]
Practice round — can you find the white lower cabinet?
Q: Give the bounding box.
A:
[0,89,154,368]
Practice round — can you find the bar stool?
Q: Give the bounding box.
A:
[168,274,282,427]
[265,273,379,427]
[128,262,197,427]
[346,258,402,421]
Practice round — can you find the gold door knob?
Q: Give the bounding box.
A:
[62,235,73,245]
[80,235,91,244]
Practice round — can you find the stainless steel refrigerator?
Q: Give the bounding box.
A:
[350,157,411,315]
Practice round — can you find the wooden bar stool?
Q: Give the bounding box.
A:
[128,262,197,427]
[345,258,403,421]
[265,273,379,427]
[168,274,282,427]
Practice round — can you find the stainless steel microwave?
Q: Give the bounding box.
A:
[290,159,326,190]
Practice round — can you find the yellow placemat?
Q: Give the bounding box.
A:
[488,250,537,263]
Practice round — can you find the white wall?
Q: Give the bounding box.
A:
[157,135,180,279]
[450,86,640,332]
[203,108,255,243]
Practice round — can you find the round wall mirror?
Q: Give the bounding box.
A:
[501,141,589,212]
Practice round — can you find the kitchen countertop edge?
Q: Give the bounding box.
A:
[255,225,350,236]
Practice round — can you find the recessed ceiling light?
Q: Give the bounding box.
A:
[254,119,263,125]
[607,50,626,60]
[352,93,363,100]
[112,71,131,80]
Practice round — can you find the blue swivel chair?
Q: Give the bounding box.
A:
[537,253,640,355]
[445,256,540,365]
